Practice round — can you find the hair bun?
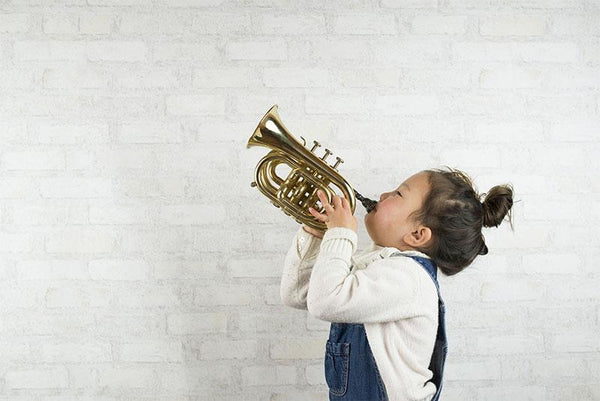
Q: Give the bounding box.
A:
[481,184,514,229]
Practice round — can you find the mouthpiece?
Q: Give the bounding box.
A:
[354,190,378,213]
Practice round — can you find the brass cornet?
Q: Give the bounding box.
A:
[247,104,377,231]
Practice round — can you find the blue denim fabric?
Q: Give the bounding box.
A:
[324,254,447,401]
[325,322,388,400]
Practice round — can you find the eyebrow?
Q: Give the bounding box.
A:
[400,183,410,191]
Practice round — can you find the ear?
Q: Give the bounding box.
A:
[403,225,432,248]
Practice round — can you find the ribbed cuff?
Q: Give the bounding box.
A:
[320,227,357,260]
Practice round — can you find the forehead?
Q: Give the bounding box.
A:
[401,172,429,191]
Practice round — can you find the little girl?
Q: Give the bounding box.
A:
[280,167,514,401]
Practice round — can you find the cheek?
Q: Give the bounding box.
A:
[365,207,385,228]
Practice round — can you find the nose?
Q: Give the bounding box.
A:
[379,192,389,202]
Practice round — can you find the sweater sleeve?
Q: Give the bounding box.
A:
[279,226,323,310]
[306,227,432,323]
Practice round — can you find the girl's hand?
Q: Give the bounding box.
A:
[308,189,357,233]
[302,225,325,239]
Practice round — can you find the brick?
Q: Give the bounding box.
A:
[90,202,152,224]
[95,314,165,337]
[45,229,116,254]
[153,42,219,61]
[113,67,180,88]
[452,42,578,63]
[118,121,183,143]
[479,66,544,89]
[80,13,114,34]
[14,41,86,61]
[194,285,254,306]
[45,284,112,308]
[381,0,437,7]
[87,41,147,62]
[271,391,328,401]
[88,0,152,5]
[43,15,78,34]
[522,253,581,274]
[228,257,282,278]
[411,15,468,35]
[480,16,547,36]
[193,67,256,88]
[191,13,252,34]
[200,339,258,360]
[39,341,112,362]
[159,204,226,225]
[0,68,35,89]
[311,38,371,62]
[444,359,501,381]
[241,365,296,386]
[39,177,113,198]
[270,337,324,359]
[238,311,304,333]
[6,368,68,389]
[330,14,396,35]
[549,119,600,141]
[97,367,155,388]
[38,122,109,144]
[162,0,224,6]
[119,13,190,35]
[371,39,446,64]
[43,66,110,89]
[166,94,226,116]
[226,39,287,61]
[153,257,220,280]
[476,385,546,401]
[255,14,326,35]
[472,121,544,143]
[167,312,227,334]
[548,330,600,353]
[118,285,181,308]
[0,13,32,33]
[373,94,440,115]
[158,366,231,392]
[89,259,149,280]
[0,232,33,253]
[2,150,64,170]
[262,68,330,88]
[305,364,326,385]
[479,277,544,301]
[16,260,88,280]
[119,340,183,362]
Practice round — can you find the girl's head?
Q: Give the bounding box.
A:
[364,166,514,276]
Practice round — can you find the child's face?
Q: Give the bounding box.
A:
[364,171,432,250]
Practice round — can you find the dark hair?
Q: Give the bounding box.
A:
[408,166,514,276]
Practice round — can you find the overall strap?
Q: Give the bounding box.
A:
[388,252,448,401]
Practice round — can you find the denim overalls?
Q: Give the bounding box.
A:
[324,254,448,401]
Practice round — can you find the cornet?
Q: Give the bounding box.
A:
[247,104,377,231]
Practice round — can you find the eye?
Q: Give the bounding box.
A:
[395,191,402,197]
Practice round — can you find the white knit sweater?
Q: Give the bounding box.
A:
[280,226,439,401]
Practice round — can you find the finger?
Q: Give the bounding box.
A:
[333,195,342,210]
[308,206,327,222]
[341,196,349,209]
[317,190,334,214]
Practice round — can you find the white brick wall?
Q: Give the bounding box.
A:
[0,1,598,400]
